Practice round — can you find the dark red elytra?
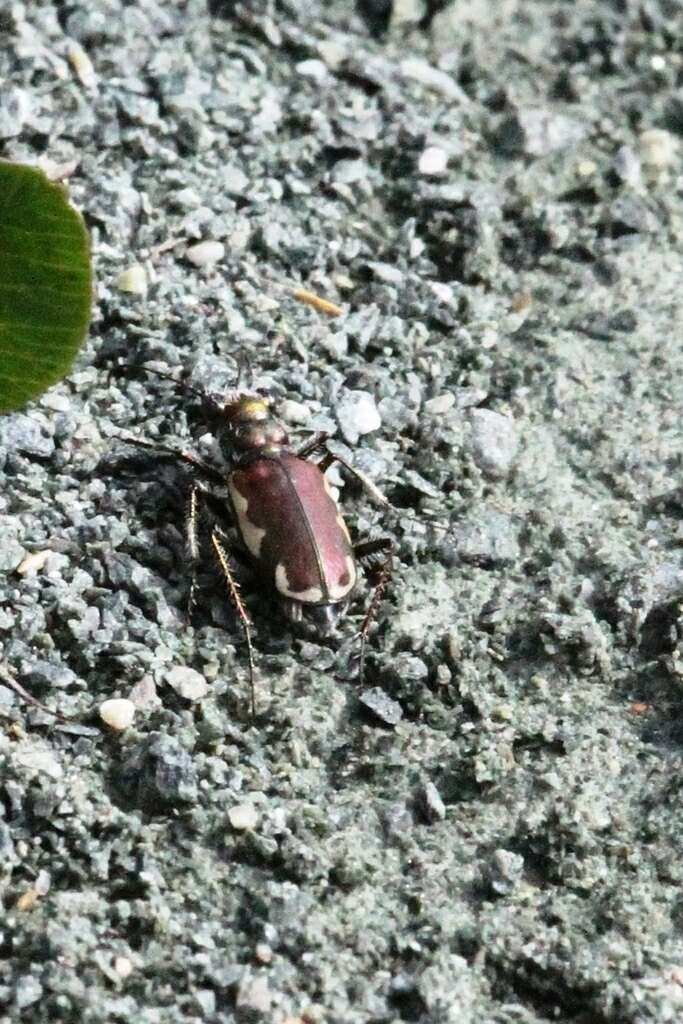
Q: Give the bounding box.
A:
[228,453,357,615]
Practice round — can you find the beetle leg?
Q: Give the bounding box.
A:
[327,451,393,507]
[295,431,332,460]
[210,527,257,717]
[186,483,205,616]
[116,432,227,487]
[353,538,394,683]
[317,447,450,533]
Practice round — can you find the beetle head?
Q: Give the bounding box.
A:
[209,389,290,458]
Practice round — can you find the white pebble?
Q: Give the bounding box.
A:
[418,146,448,176]
[228,803,259,830]
[336,390,382,445]
[639,128,678,169]
[99,698,136,731]
[424,393,455,415]
[16,550,52,576]
[115,265,147,295]
[296,59,329,81]
[429,281,457,305]
[114,957,133,979]
[280,399,311,424]
[166,666,208,702]
[39,392,71,412]
[468,409,519,479]
[186,240,225,267]
[67,41,97,89]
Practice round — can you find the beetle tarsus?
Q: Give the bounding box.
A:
[354,538,394,684]
[186,482,204,617]
[295,431,332,460]
[211,528,257,718]
[303,440,448,533]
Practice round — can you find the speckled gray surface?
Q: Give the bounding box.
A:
[2,1,683,1021]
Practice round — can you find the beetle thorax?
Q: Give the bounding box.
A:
[218,393,289,460]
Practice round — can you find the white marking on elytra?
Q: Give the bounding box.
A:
[328,556,357,600]
[229,481,266,558]
[322,473,340,505]
[275,562,324,603]
[336,512,352,544]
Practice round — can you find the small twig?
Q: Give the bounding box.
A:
[292,287,343,317]
[0,665,65,720]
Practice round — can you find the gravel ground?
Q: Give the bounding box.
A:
[2,1,683,1021]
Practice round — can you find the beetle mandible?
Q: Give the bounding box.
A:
[121,374,394,715]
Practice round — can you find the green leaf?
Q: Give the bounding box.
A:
[0,161,92,413]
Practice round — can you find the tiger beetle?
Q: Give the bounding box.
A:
[119,369,396,715]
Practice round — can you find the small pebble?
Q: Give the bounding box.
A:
[613,145,642,187]
[236,973,272,1015]
[67,40,97,88]
[228,803,259,830]
[13,744,63,779]
[99,698,136,731]
[383,802,413,838]
[14,975,43,1010]
[0,537,26,573]
[34,870,51,896]
[222,165,249,194]
[451,509,519,566]
[335,389,381,445]
[165,666,208,702]
[639,128,678,169]
[575,158,597,177]
[359,687,403,726]
[418,146,448,176]
[420,781,446,822]
[16,551,52,576]
[488,848,525,895]
[468,409,519,479]
[255,942,273,964]
[296,58,328,81]
[280,399,311,424]
[0,86,31,139]
[429,281,457,305]
[39,392,71,412]
[424,393,455,415]
[400,57,467,102]
[114,956,133,979]
[392,0,426,26]
[186,240,225,267]
[0,414,54,457]
[366,261,404,284]
[115,265,147,295]
[15,888,40,912]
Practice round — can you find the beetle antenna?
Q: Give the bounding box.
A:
[125,364,207,402]
[0,664,68,721]
[235,351,253,392]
